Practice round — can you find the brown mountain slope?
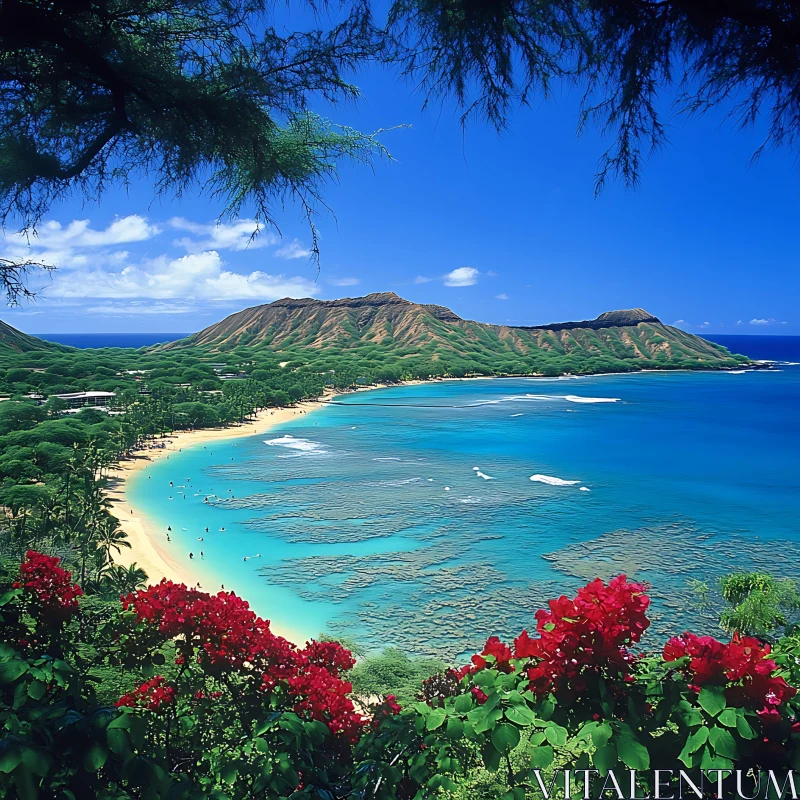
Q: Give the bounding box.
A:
[159,293,747,373]
[0,319,67,353]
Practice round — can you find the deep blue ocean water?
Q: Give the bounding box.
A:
[127,337,800,658]
[38,333,188,348]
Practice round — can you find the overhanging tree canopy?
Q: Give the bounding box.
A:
[1,0,798,274]
[0,0,388,244]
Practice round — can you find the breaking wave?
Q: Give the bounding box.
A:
[264,435,325,453]
[530,474,580,486]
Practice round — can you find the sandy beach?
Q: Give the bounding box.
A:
[105,397,334,641]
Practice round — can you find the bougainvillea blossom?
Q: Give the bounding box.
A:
[121,580,364,738]
[663,631,796,710]
[13,550,82,622]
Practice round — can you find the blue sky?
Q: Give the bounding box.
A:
[2,21,799,335]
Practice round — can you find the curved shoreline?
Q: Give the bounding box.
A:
[106,399,335,644]
[104,368,755,643]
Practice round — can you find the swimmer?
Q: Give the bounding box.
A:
[167,526,172,531]
[200,551,204,559]
[197,537,204,541]
[189,552,194,559]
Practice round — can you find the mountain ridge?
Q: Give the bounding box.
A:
[0,320,69,353]
[159,293,748,375]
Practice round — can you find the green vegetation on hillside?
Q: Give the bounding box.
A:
[157,296,750,380]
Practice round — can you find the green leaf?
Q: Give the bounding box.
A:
[683,726,709,756]
[107,728,131,756]
[27,681,46,701]
[0,746,21,774]
[254,737,269,754]
[454,694,472,714]
[708,726,737,759]
[530,745,554,768]
[594,744,617,775]
[425,707,446,731]
[698,686,726,717]
[472,706,503,734]
[736,716,756,740]
[717,709,737,728]
[474,670,496,688]
[0,589,20,606]
[700,744,733,770]
[444,716,463,740]
[0,660,27,684]
[617,730,650,770]
[505,705,535,726]
[220,762,238,785]
[481,743,502,772]
[592,722,613,749]
[20,747,49,777]
[491,723,521,753]
[82,742,108,772]
[544,724,568,747]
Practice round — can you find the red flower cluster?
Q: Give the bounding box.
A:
[521,575,650,695]
[13,550,82,622]
[384,694,401,715]
[456,576,650,696]
[663,632,796,711]
[471,636,514,673]
[121,580,364,739]
[116,676,175,711]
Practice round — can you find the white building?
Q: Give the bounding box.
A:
[51,391,116,409]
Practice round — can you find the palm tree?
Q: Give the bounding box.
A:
[109,563,149,595]
[96,517,131,564]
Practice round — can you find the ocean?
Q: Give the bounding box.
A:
[126,337,800,660]
[38,333,189,348]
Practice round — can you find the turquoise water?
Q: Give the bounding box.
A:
[128,361,800,659]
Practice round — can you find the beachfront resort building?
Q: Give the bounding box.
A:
[51,391,117,409]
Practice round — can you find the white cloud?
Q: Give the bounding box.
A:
[736,320,743,326]
[414,275,432,284]
[673,319,686,325]
[86,302,198,316]
[329,277,360,287]
[44,250,317,302]
[276,239,312,260]
[444,267,479,287]
[1,215,160,268]
[169,217,277,253]
[486,270,498,277]
[750,318,776,326]
[496,293,509,300]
